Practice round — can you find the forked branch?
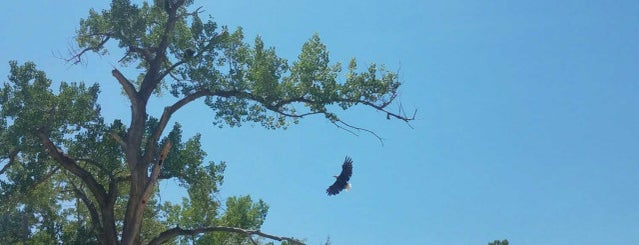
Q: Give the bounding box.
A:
[65,35,111,65]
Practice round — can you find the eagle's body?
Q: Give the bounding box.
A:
[326,156,353,196]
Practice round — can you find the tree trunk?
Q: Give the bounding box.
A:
[121,170,147,245]
[101,202,118,245]
[121,99,150,245]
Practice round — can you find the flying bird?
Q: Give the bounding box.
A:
[326,156,353,196]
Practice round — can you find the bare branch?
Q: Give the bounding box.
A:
[270,93,415,124]
[333,119,385,145]
[147,226,305,245]
[66,35,111,65]
[356,99,415,123]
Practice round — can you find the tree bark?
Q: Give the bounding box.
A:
[101,180,119,245]
[121,97,149,245]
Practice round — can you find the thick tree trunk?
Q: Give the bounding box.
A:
[121,98,150,245]
[121,169,147,245]
[101,198,118,245]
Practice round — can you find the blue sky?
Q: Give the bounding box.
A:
[2,1,639,244]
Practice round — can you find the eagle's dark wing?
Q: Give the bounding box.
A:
[338,156,353,180]
[326,180,345,195]
[326,156,353,196]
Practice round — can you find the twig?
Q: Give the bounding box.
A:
[334,119,385,146]
[65,35,111,65]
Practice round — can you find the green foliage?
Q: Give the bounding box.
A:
[2,0,407,244]
[196,195,269,244]
[0,208,30,244]
[0,61,259,244]
[76,0,401,129]
[488,239,509,245]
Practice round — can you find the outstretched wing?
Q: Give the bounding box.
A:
[326,180,344,195]
[326,156,353,195]
[338,156,353,181]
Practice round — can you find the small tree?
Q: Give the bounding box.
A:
[488,239,509,245]
[0,0,413,244]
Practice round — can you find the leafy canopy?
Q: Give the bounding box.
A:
[1,0,411,244]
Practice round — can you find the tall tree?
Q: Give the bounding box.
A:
[0,0,413,244]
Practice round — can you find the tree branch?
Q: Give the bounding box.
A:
[176,6,204,19]
[36,129,109,207]
[357,99,416,123]
[76,158,113,176]
[333,119,385,145]
[142,89,211,165]
[145,87,414,156]
[159,59,187,82]
[69,181,103,237]
[111,68,138,105]
[111,132,128,153]
[0,148,20,175]
[116,172,175,183]
[127,46,154,63]
[139,0,187,98]
[66,35,111,65]
[147,226,305,245]
[141,142,172,205]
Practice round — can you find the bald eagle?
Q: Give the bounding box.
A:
[326,156,353,196]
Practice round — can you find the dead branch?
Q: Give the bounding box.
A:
[66,35,111,65]
[333,119,386,145]
[142,141,172,204]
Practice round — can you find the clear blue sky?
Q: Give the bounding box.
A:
[2,1,639,244]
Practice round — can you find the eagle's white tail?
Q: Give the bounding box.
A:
[345,183,352,191]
